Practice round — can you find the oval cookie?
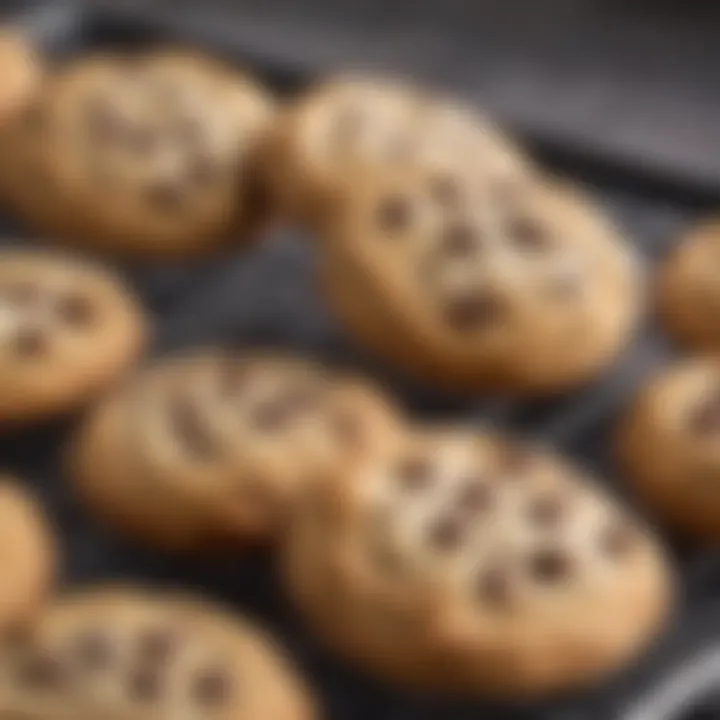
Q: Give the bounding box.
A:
[283,427,672,698]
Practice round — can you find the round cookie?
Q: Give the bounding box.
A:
[69,350,402,552]
[616,357,720,540]
[0,49,274,258]
[0,586,317,720]
[317,168,641,395]
[0,250,146,424]
[283,427,672,698]
[262,74,532,223]
[657,220,720,350]
[0,479,53,631]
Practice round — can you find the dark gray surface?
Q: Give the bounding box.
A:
[2,3,720,720]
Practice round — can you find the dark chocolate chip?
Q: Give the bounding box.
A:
[377,195,410,232]
[17,651,65,689]
[72,630,115,670]
[529,549,571,583]
[428,515,464,550]
[477,567,512,608]
[429,175,459,206]
[192,667,231,706]
[601,521,636,558]
[444,291,502,332]
[56,294,94,327]
[455,480,492,514]
[136,628,177,665]
[127,668,162,701]
[13,326,47,358]
[168,394,215,459]
[509,215,548,251]
[527,495,565,527]
[689,394,720,435]
[442,223,477,258]
[396,456,433,491]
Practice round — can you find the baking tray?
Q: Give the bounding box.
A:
[3,2,720,719]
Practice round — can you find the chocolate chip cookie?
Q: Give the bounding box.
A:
[657,220,720,350]
[318,168,641,395]
[69,350,401,552]
[617,357,720,540]
[0,586,317,720]
[0,250,146,424]
[283,427,672,697]
[0,49,274,258]
[262,74,531,222]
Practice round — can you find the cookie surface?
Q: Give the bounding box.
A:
[0,586,317,720]
[283,428,672,697]
[262,75,531,222]
[657,220,720,350]
[318,169,641,395]
[0,479,53,631]
[0,250,146,423]
[617,357,720,540]
[70,350,401,551]
[0,49,274,258]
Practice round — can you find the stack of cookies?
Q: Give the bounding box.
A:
[5,23,720,716]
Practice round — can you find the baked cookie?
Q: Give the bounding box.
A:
[0,479,53,631]
[0,250,146,424]
[0,586,317,720]
[616,357,720,540]
[283,428,672,698]
[0,49,274,258]
[318,168,641,395]
[69,350,401,552]
[262,75,532,222]
[657,220,720,350]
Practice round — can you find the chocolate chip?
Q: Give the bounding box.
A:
[689,394,720,435]
[13,326,47,358]
[444,291,502,332]
[477,567,512,608]
[529,549,571,583]
[527,495,565,526]
[17,651,65,689]
[136,628,177,665]
[145,179,185,211]
[455,480,492,514]
[429,175,459,206]
[377,195,410,232]
[168,394,215,459]
[509,215,548,251]
[192,667,231,706]
[442,222,478,257]
[56,294,94,327]
[72,630,114,670]
[127,668,162,701]
[428,515,464,550]
[396,456,433,491]
[601,521,636,558]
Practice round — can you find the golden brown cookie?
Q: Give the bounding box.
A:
[0,479,53,631]
[317,168,641,395]
[69,350,402,552]
[283,427,672,698]
[0,250,146,424]
[0,586,317,720]
[0,49,274,258]
[657,220,720,350]
[262,74,532,223]
[616,357,720,540]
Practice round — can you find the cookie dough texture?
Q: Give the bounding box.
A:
[69,350,401,552]
[0,250,146,424]
[0,586,317,720]
[283,428,672,698]
[318,169,641,395]
[262,75,532,222]
[617,358,720,540]
[0,479,53,631]
[0,49,274,258]
[657,220,720,350]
